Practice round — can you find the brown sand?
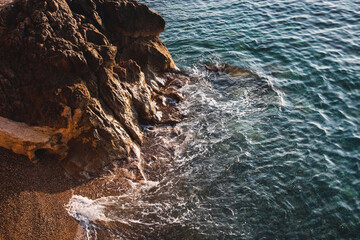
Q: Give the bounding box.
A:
[0,146,149,240]
[0,126,180,240]
[0,147,86,240]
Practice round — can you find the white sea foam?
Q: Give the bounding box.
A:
[65,64,285,239]
[66,195,112,239]
[66,195,111,223]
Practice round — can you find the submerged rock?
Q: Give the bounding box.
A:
[204,62,275,97]
[205,63,251,76]
[0,0,187,178]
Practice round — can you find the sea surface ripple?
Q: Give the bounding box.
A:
[67,0,360,239]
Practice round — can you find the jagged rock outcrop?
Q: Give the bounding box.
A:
[0,0,186,177]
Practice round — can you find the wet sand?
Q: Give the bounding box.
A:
[0,134,167,240]
[0,147,138,240]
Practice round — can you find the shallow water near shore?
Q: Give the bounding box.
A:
[67,0,360,239]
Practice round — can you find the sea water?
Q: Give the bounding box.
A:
[67,0,360,239]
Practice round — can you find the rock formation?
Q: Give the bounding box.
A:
[0,0,187,178]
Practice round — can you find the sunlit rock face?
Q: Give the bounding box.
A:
[0,0,183,178]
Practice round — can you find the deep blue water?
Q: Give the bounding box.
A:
[68,0,360,239]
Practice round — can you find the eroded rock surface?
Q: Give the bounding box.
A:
[0,0,187,177]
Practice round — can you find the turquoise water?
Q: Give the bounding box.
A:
[68,0,360,239]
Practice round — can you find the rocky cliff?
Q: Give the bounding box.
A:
[0,0,187,178]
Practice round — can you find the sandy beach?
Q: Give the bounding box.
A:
[0,147,86,240]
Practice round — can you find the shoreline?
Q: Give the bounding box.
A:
[0,95,188,239]
[0,0,189,238]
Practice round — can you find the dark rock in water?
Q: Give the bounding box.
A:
[0,0,187,178]
[205,63,251,76]
[204,62,275,96]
